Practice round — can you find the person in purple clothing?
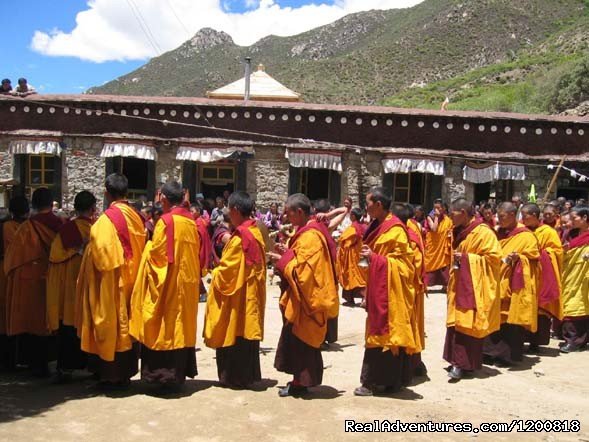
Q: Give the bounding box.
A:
[264,202,282,232]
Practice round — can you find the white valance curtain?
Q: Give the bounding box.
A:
[463,162,526,183]
[8,139,63,156]
[100,142,157,161]
[381,157,445,175]
[285,149,342,172]
[176,145,253,163]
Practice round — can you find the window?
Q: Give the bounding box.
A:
[392,173,410,203]
[200,165,235,185]
[289,167,340,205]
[199,164,236,199]
[386,172,428,205]
[28,154,57,188]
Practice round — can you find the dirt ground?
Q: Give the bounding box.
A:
[0,282,587,441]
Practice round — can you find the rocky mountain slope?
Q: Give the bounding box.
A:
[88,0,587,112]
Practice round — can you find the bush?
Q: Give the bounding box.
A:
[549,55,589,112]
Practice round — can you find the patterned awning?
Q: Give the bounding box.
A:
[8,139,63,156]
[176,145,253,163]
[463,162,526,183]
[100,142,157,160]
[381,157,445,175]
[285,149,342,172]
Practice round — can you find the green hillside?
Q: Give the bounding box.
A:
[88,0,587,113]
[381,13,589,114]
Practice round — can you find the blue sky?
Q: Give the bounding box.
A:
[1,0,421,94]
[2,0,141,93]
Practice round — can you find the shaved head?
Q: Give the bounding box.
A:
[521,203,540,218]
[498,202,517,214]
[498,201,518,229]
[286,193,311,215]
[451,198,475,216]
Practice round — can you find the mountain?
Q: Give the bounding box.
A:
[382,9,589,114]
[88,0,587,111]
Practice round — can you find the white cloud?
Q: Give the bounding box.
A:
[243,0,262,9]
[30,0,424,63]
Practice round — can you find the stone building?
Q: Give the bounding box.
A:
[0,94,587,211]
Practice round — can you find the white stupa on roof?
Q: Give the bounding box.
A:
[207,64,301,102]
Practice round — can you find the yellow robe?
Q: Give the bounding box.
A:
[76,202,146,362]
[130,214,201,350]
[46,218,92,332]
[4,216,61,336]
[425,215,453,273]
[534,224,563,320]
[407,219,424,248]
[278,226,337,348]
[336,224,367,291]
[562,240,589,318]
[499,225,540,332]
[447,223,501,338]
[408,233,426,353]
[365,215,417,354]
[204,224,266,349]
[0,220,21,335]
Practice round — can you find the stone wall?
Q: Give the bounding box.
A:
[155,143,182,185]
[0,138,13,181]
[246,146,289,211]
[359,151,383,202]
[62,137,106,211]
[442,158,474,203]
[341,151,362,206]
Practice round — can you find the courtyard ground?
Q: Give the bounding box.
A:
[0,283,587,441]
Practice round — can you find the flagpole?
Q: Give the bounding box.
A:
[542,156,566,205]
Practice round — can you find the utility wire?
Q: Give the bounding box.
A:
[4,96,589,178]
[166,0,191,38]
[129,0,163,54]
[125,0,162,56]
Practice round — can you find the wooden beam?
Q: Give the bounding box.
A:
[542,156,566,204]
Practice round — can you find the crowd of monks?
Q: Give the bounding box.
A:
[0,174,587,397]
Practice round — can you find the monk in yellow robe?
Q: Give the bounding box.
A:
[76,173,146,388]
[541,203,560,230]
[130,182,200,388]
[407,216,425,251]
[0,196,29,370]
[204,191,266,389]
[521,203,563,352]
[483,202,540,366]
[354,188,417,396]
[268,193,338,397]
[425,199,452,289]
[559,205,589,353]
[5,188,65,376]
[393,203,428,379]
[46,191,96,381]
[443,199,501,380]
[336,208,367,307]
[312,198,344,346]
[190,201,213,301]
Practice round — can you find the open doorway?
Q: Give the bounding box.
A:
[105,156,155,200]
[199,164,236,199]
[474,182,491,204]
[289,167,340,205]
